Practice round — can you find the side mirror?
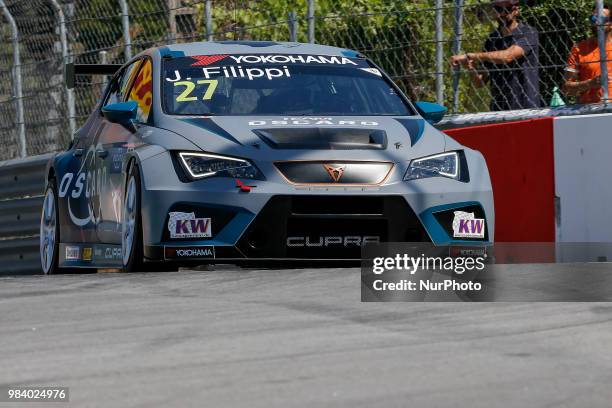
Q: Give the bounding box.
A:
[415,101,448,124]
[102,101,138,130]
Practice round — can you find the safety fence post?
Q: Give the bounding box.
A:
[50,0,76,139]
[596,0,609,103]
[118,0,132,60]
[0,0,26,158]
[205,0,213,41]
[451,0,464,113]
[288,10,297,42]
[99,50,109,92]
[435,0,445,105]
[307,0,315,43]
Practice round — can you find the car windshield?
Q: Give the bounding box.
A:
[162,54,414,116]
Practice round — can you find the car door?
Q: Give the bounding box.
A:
[56,129,98,244]
[92,59,143,244]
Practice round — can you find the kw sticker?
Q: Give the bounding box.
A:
[168,212,212,239]
[452,211,485,239]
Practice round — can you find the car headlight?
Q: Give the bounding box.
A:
[404,151,459,181]
[178,152,264,180]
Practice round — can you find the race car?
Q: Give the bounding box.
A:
[39,41,494,273]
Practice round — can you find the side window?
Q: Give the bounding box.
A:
[127,59,153,123]
[104,75,123,107]
[103,60,142,107]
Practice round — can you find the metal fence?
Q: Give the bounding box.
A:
[0,0,608,161]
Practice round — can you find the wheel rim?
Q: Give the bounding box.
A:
[40,188,56,274]
[122,176,137,266]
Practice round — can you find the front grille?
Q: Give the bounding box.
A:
[237,195,430,259]
[275,161,394,185]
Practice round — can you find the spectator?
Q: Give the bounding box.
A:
[563,3,612,104]
[450,0,540,111]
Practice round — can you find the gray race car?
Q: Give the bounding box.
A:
[39,41,494,273]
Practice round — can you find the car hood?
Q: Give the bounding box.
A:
[156,115,447,163]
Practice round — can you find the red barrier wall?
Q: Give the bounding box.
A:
[445,118,555,242]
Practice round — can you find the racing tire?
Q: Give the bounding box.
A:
[40,178,96,275]
[122,164,178,272]
[40,178,60,274]
[122,164,146,272]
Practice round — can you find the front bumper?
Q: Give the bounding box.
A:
[139,150,494,261]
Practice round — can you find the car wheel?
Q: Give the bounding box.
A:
[40,179,60,274]
[122,165,145,272]
[122,164,178,273]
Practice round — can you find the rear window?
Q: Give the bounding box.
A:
[162,54,414,116]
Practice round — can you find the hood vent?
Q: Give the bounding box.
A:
[253,128,387,150]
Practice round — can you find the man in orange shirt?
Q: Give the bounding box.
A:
[563,3,612,103]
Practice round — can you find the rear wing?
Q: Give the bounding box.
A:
[65,63,123,89]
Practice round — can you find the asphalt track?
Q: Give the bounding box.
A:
[1,265,612,407]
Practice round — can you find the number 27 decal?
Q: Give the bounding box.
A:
[174,80,218,102]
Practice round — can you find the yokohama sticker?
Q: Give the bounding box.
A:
[189,54,359,66]
[168,212,212,239]
[452,211,485,239]
[164,246,215,260]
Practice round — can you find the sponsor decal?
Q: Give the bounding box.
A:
[287,236,381,247]
[104,246,122,260]
[166,66,291,82]
[110,147,128,174]
[164,246,215,260]
[449,247,488,258]
[191,54,229,66]
[129,58,153,122]
[323,164,346,182]
[167,54,362,84]
[235,179,256,192]
[248,118,379,126]
[189,54,358,66]
[57,146,116,227]
[59,172,86,199]
[167,212,212,239]
[452,211,485,239]
[82,247,93,261]
[360,67,382,76]
[65,246,80,260]
[89,244,122,263]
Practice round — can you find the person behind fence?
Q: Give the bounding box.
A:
[563,2,612,104]
[450,0,540,111]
